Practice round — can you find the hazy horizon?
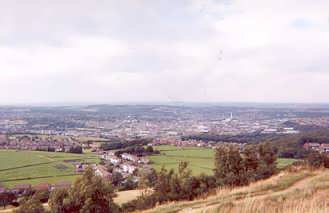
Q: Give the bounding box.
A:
[1,0,329,104]
[3,101,329,109]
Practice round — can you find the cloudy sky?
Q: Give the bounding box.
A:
[1,0,329,105]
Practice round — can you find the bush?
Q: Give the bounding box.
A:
[306,151,329,168]
[48,167,119,213]
[122,162,216,212]
[14,195,45,213]
[214,143,277,187]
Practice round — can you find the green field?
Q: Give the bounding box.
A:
[0,150,99,188]
[149,145,215,175]
[149,145,297,175]
[277,158,298,168]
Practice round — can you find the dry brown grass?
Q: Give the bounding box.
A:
[146,167,329,213]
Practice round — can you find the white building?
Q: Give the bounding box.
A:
[120,163,137,174]
[121,153,138,162]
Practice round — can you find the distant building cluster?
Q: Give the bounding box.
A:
[71,150,151,183]
[303,142,329,153]
[292,117,329,128]
[152,138,212,148]
[0,181,72,197]
[0,106,304,142]
[0,134,81,152]
[100,151,150,177]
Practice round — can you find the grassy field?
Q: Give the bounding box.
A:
[149,145,297,175]
[149,145,214,175]
[0,150,99,188]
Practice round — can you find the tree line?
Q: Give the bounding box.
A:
[114,145,159,157]
[268,130,329,159]
[100,139,151,151]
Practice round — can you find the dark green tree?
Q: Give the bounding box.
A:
[256,143,277,179]
[0,191,16,209]
[214,143,277,187]
[146,146,154,153]
[111,172,123,186]
[243,145,259,182]
[214,145,247,186]
[48,167,119,213]
[138,168,158,189]
[48,188,69,213]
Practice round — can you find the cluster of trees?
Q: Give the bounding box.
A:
[306,151,329,168]
[214,143,277,186]
[182,132,279,144]
[122,162,216,212]
[109,172,139,191]
[68,146,83,154]
[283,120,328,132]
[0,186,49,210]
[268,130,329,159]
[114,145,159,157]
[14,194,46,213]
[100,139,151,151]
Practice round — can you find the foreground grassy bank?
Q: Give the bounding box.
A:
[146,167,329,213]
[0,150,99,187]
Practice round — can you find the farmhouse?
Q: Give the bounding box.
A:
[33,183,51,191]
[304,142,329,153]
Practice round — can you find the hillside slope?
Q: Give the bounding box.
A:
[147,168,329,213]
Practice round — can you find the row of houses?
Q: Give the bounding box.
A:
[0,135,81,152]
[0,181,72,197]
[100,151,152,177]
[101,151,150,165]
[152,138,212,148]
[303,143,329,153]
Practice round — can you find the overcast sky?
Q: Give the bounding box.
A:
[1,0,329,105]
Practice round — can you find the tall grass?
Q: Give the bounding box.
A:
[146,168,329,213]
[204,194,329,213]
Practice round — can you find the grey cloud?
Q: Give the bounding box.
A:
[1,0,329,104]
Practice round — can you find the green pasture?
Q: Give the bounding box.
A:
[0,150,99,188]
[149,145,297,175]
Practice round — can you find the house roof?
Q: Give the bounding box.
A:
[13,184,31,190]
[53,181,71,189]
[33,183,51,191]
